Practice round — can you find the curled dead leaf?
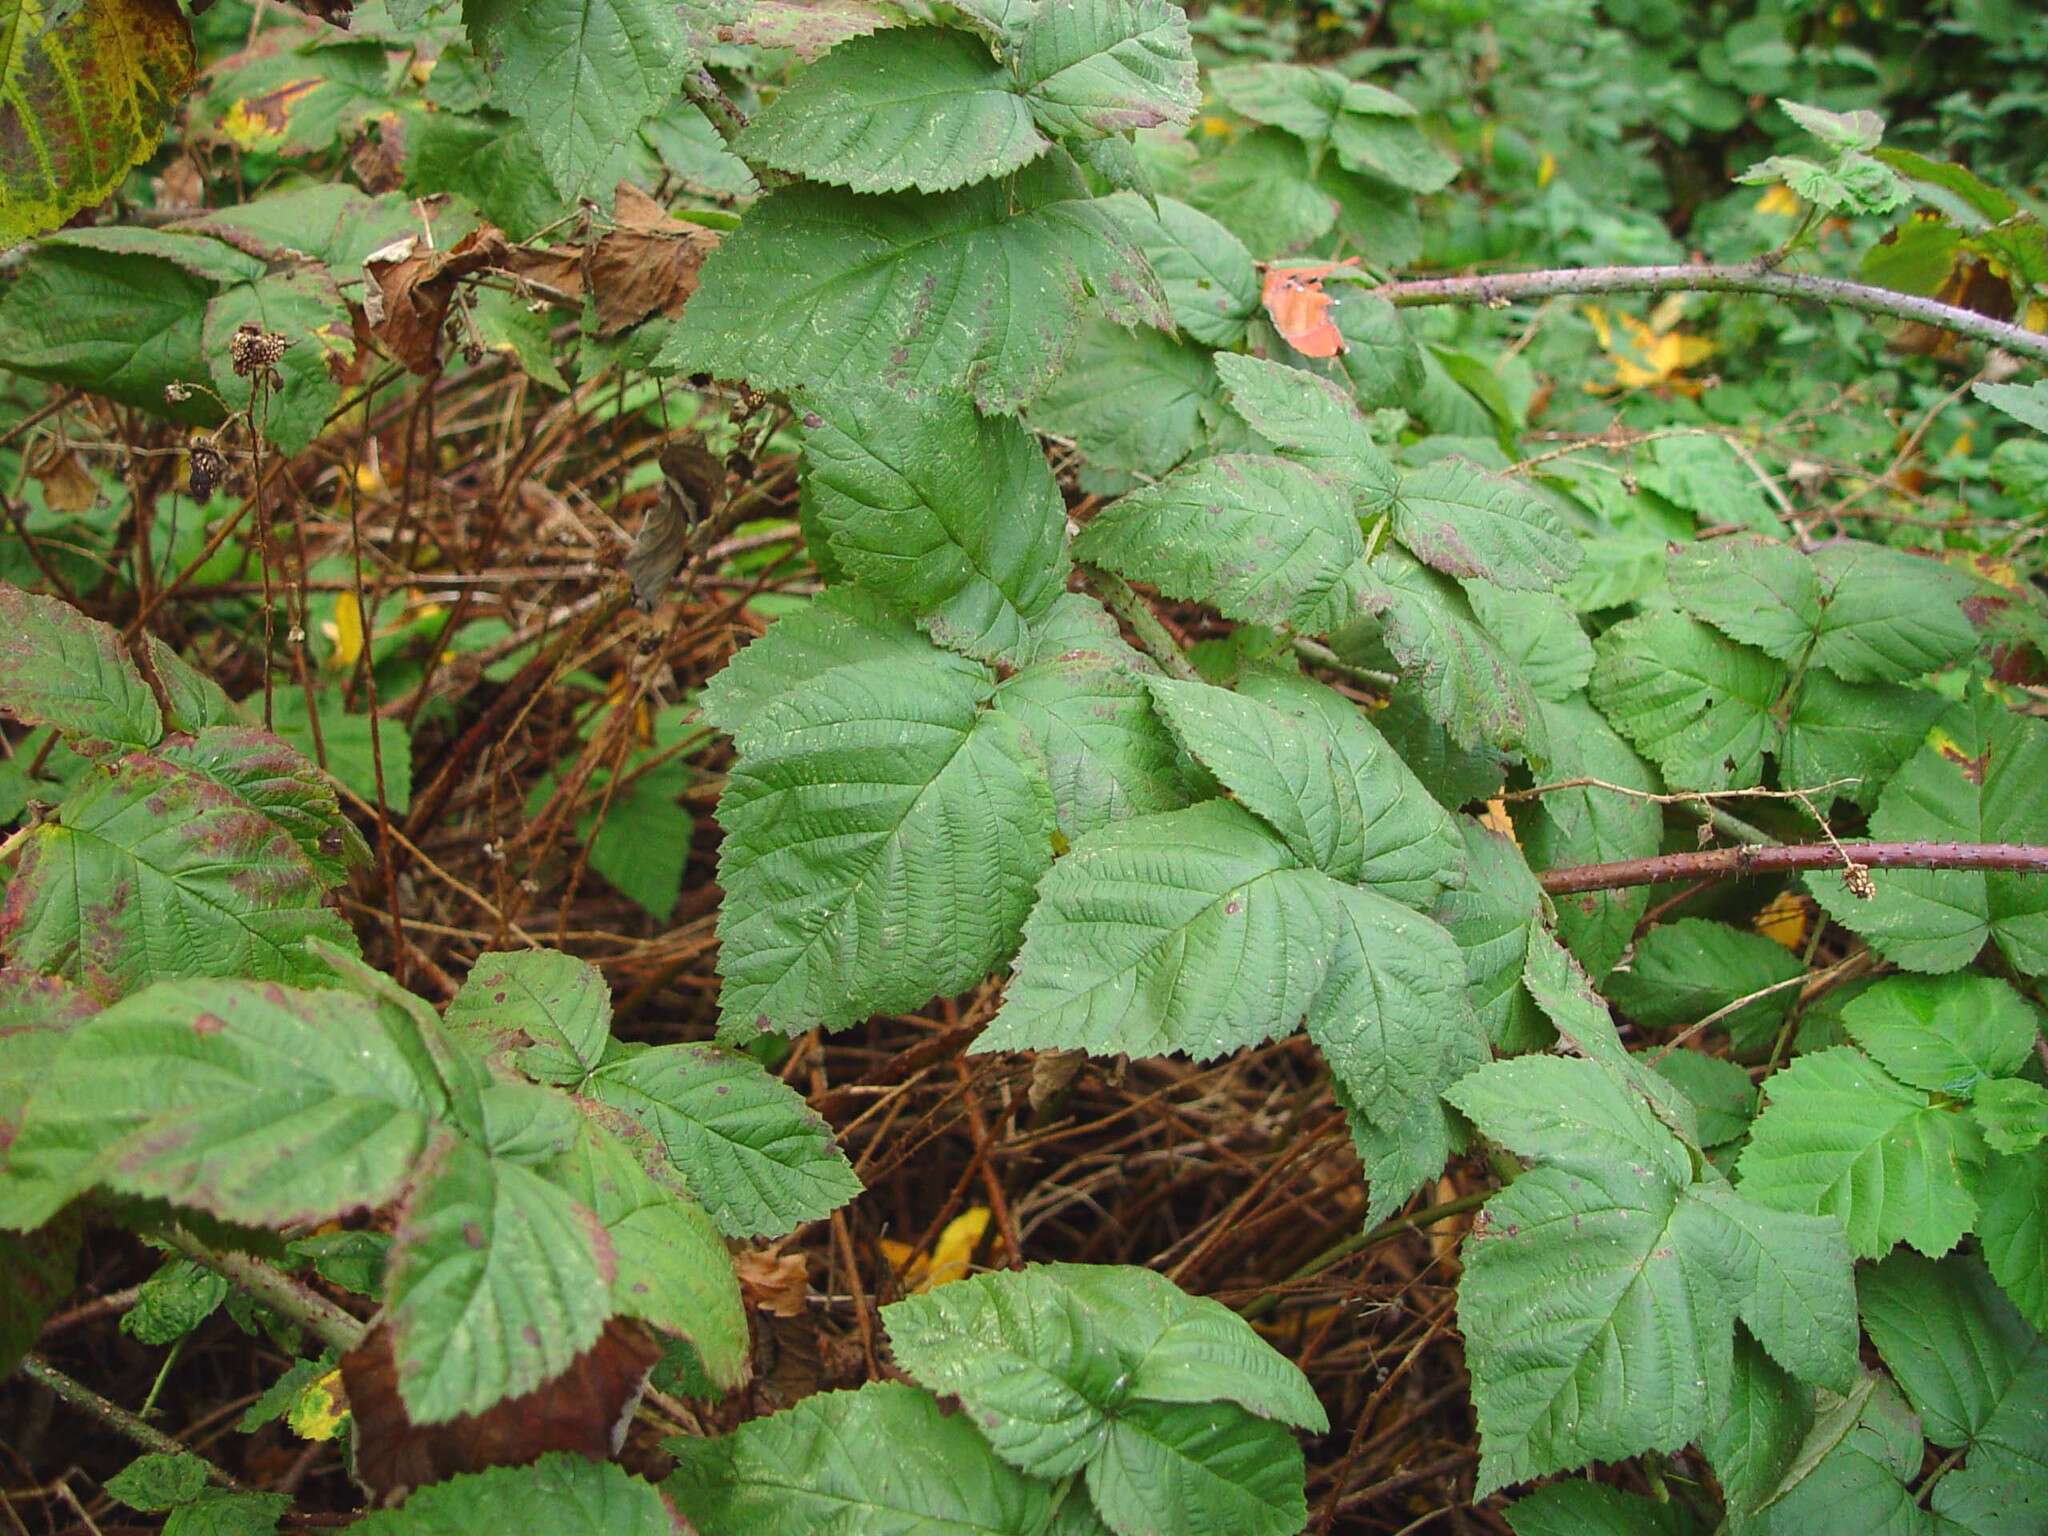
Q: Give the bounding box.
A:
[588,183,721,336]
[625,442,726,609]
[362,225,511,375]
[733,1248,809,1318]
[1262,259,1360,359]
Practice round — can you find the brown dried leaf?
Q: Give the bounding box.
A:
[24,442,100,514]
[625,443,725,609]
[588,184,719,337]
[340,1316,660,1507]
[733,1248,809,1318]
[361,225,510,375]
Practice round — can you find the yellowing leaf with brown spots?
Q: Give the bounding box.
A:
[0,0,195,244]
[288,1367,348,1441]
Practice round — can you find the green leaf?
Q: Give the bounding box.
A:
[1809,696,2048,977]
[1649,1050,1757,1149]
[0,753,357,1002]
[1975,1079,2048,1155]
[1514,695,1659,981]
[1591,611,1786,790]
[1467,587,1592,704]
[802,390,1069,664]
[1350,551,1540,752]
[1450,1061,1741,1492]
[710,618,1055,1037]
[0,0,195,243]
[1667,536,1821,662]
[1183,129,1333,260]
[1028,319,1228,478]
[1751,1372,1928,1536]
[546,1111,747,1391]
[1324,293,1423,410]
[462,0,697,201]
[1,980,441,1233]
[1808,543,1979,685]
[1604,919,1807,1052]
[1449,1052,1689,1184]
[1209,62,1352,140]
[1084,1399,1307,1536]
[661,159,1169,413]
[1012,0,1197,139]
[1737,1046,1985,1259]
[881,1262,1324,1479]
[162,1489,290,1536]
[1432,820,1546,1052]
[265,689,414,816]
[194,36,390,161]
[1841,974,2040,1099]
[156,728,368,887]
[443,950,612,1087]
[105,1452,211,1513]
[121,1258,226,1345]
[354,1454,681,1536]
[1212,353,1399,514]
[1141,671,1458,895]
[1780,674,1945,812]
[1860,1250,2048,1535]
[666,1380,1062,1536]
[587,1041,861,1238]
[0,236,219,420]
[1980,1145,2048,1332]
[1685,1183,1858,1391]
[1507,1480,1702,1536]
[386,1135,610,1423]
[1099,193,1259,348]
[1073,453,1371,634]
[1392,459,1578,590]
[1975,380,2048,435]
[1704,1332,1812,1524]
[736,29,1044,193]
[977,800,1333,1060]
[0,586,161,750]
[1329,112,1458,192]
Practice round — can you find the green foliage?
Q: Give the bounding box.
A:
[4,0,2048,1527]
[672,1264,1321,1536]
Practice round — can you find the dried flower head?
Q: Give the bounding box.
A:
[187,440,227,498]
[229,322,289,383]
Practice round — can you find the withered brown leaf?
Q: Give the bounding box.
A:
[361,226,510,375]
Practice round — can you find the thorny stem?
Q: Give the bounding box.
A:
[16,1354,247,1489]
[161,1230,365,1355]
[1539,839,2048,895]
[1373,263,2048,364]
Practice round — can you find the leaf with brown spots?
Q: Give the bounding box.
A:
[0,0,194,244]
[0,585,162,753]
[342,1317,660,1506]
[0,753,355,1003]
[384,1133,614,1423]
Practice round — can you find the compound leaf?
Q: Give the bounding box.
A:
[1809,542,1980,685]
[1012,0,1198,139]
[1840,974,2040,1100]
[1590,612,1786,791]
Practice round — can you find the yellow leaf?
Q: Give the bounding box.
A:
[1753,890,1810,951]
[1756,182,1803,217]
[1537,151,1557,188]
[287,1368,348,1441]
[325,591,364,671]
[882,1207,997,1293]
[1479,797,1520,846]
[1198,114,1232,138]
